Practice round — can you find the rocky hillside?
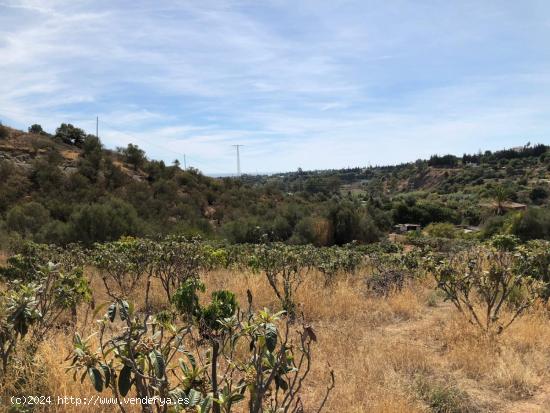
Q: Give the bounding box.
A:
[0,126,80,171]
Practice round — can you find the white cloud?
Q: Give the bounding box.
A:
[1,0,550,173]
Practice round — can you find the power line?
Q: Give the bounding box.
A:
[5,113,239,174]
[99,119,200,169]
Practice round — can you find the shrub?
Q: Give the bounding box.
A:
[529,186,548,203]
[68,198,141,245]
[0,122,8,139]
[489,234,519,251]
[0,251,90,379]
[67,287,333,413]
[429,244,546,335]
[28,124,45,134]
[424,222,457,239]
[54,123,86,147]
[118,143,146,170]
[6,202,50,237]
[416,375,480,413]
[481,214,507,239]
[509,208,550,241]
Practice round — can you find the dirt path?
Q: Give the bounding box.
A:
[376,300,550,413]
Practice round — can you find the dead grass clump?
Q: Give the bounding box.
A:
[435,310,548,401]
[382,340,432,377]
[299,276,384,323]
[368,396,425,413]
[435,315,495,379]
[489,350,540,400]
[387,288,423,320]
[203,269,279,309]
[506,309,550,355]
[415,374,482,413]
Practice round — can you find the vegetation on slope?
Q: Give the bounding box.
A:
[0,122,549,248]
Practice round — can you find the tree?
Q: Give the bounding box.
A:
[328,201,380,245]
[68,199,141,245]
[529,187,548,204]
[0,122,8,140]
[0,246,90,379]
[424,222,457,239]
[153,236,209,300]
[509,208,550,241]
[429,244,545,335]
[6,202,50,237]
[291,217,316,244]
[28,124,45,134]
[67,291,332,413]
[78,135,104,181]
[55,123,86,147]
[118,143,146,170]
[428,154,458,168]
[491,186,509,215]
[249,242,312,320]
[93,237,153,299]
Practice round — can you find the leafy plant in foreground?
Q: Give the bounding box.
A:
[429,244,545,335]
[0,260,91,380]
[249,242,310,321]
[68,283,333,413]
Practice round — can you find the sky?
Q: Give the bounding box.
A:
[1,0,550,174]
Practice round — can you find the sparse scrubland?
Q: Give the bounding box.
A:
[1,237,549,413]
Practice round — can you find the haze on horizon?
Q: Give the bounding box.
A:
[1,0,550,174]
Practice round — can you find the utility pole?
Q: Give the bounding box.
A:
[183,154,187,170]
[96,116,99,138]
[232,145,243,177]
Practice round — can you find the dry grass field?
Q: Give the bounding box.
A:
[4,264,550,413]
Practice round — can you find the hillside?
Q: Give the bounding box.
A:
[0,122,549,247]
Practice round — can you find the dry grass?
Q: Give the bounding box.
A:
[3,267,550,412]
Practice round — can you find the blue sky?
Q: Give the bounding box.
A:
[1,1,550,174]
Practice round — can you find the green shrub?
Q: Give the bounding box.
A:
[416,375,480,413]
[509,208,550,241]
[68,198,141,245]
[28,124,45,134]
[0,123,8,139]
[424,222,457,239]
[6,202,50,237]
[54,123,86,147]
[117,143,146,170]
[529,186,548,203]
[429,245,545,334]
[489,234,519,251]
